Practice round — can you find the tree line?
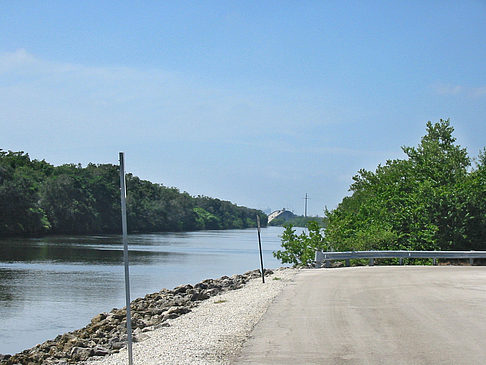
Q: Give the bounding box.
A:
[0,151,267,237]
[269,215,326,228]
[275,120,485,266]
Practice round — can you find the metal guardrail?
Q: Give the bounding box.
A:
[315,250,486,268]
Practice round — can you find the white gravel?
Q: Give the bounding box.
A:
[90,268,298,365]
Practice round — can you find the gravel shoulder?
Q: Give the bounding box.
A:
[90,268,299,365]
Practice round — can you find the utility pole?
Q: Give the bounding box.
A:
[304,193,310,217]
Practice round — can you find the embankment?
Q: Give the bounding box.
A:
[0,268,294,365]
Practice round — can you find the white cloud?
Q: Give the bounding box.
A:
[471,86,486,97]
[0,48,36,71]
[0,50,250,143]
[433,82,486,98]
[0,49,323,144]
[434,83,463,95]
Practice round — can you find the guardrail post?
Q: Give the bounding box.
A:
[399,258,403,265]
[433,258,437,266]
[325,260,331,268]
[315,251,323,268]
[345,259,350,267]
[369,258,374,266]
[470,258,474,265]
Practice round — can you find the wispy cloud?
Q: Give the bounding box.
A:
[433,83,486,98]
[0,50,263,144]
[434,83,463,95]
[471,86,486,97]
[0,48,38,71]
[1,49,333,148]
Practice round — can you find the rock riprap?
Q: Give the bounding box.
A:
[0,269,272,365]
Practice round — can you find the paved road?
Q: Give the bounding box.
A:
[233,266,486,364]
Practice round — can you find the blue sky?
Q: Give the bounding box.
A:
[1,1,485,216]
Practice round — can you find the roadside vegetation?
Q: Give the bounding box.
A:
[0,152,266,237]
[269,215,327,228]
[274,221,326,266]
[275,119,486,266]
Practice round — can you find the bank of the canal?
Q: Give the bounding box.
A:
[0,227,294,355]
[0,268,296,364]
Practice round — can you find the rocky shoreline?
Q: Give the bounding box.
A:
[0,269,273,365]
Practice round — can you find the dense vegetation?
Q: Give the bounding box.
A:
[273,221,326,266]
[325,119,485,253]
[274,119,485,266]
[0,151,267,237]
[269,215,326,228]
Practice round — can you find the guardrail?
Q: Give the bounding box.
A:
[315,250,486,268]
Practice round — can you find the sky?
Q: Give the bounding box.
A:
[1,1,485,216]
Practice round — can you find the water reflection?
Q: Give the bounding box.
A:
[0,236,189,265]
[0,227,288,355]
[0,270,17,304]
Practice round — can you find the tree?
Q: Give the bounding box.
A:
[40,172,98,234]
[460,148,486,250]
[85,163,121,233]
[0,150,267,236]
[273,221,327,266]
[323,119,484,253]
[0,151,51,236]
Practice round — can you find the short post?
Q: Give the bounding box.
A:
[119,152,133,365]
[399,258,403,265]
[369,257,374,266]
[314,251,321,268]
[256,215,265,283]
[470,258,474,266]
[345,259,350,267]
[433,258,437,266]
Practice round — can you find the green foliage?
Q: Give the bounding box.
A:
[0,150,267,236]
[273,221,327,266]
[324,119,486,252]
[0,150,52,235]
[269,215,327,228]
[193,207,221,230]
[41,173,98,234]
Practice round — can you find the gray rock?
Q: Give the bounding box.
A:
[1,269,267,364]
[109,341,125,350]
[70,346,93,361]
[93,346,110,356]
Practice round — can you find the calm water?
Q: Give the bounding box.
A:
[0,226,292,355]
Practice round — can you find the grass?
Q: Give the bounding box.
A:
[273,277,281,280]
[214,299,227,304]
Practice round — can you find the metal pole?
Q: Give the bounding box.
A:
[256,215,265,283]
[304,193,308,217]
[119,152,133,365]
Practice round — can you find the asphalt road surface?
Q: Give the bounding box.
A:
[233,266,486,364]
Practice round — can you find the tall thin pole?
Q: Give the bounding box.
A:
[304,193,308,217]
[119,152,133,365]
[256,215,265,283]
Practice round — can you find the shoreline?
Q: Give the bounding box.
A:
[0,268,297,365]
[92,267,298,365]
